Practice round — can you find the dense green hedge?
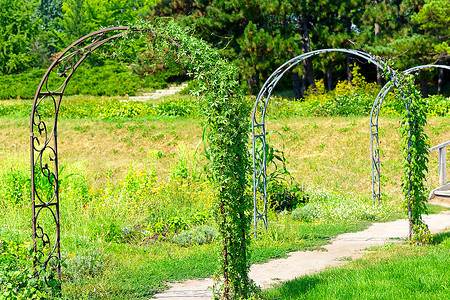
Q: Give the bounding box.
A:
[0,62,182,99]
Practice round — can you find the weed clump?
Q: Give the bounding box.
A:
[172,225,218,247]
[291,203,320,222]
[0,239,61,298]
[268,183,309,212]
[62,248,108,282]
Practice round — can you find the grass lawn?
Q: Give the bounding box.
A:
[0,95,449,299]
[264,230,450,299]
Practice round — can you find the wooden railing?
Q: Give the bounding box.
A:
[429,140,450,187]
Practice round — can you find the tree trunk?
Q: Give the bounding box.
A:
[326,68,333,91]
[437,68,444,95]
[376,68,383,85]
[292,72,302,100]
[374,0,380,35]
[246,72,260,92]
[420,79,428,98]
[374,0,382,86]
[346,55,353,86]
[298,15,315,91]
[345,17,353,86]
[374,23,380,36]
[302,69,308,94]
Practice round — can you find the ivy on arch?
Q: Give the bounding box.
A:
[370,64,450,205]
[370,62,449,240]
[30,20,253,298]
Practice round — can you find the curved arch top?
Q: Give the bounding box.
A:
[251,48,386,233]
[370,64,450,204]
[30,26,142,278]
[252,49,385,127]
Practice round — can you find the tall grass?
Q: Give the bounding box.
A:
[0,151,406,298]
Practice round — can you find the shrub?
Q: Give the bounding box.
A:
[172,225,218,247]
[0,165,30,206]
[0,239,60,299]
[0,96,198,119]
[291,203,320,222]
[62,248,108,282]
[157,98,195,117]
[266,64,450,119]
[425,94,450,117]
[268,182,309,212]
[0,61,182,100]
[291,190,401,223]
[410,223,433,245]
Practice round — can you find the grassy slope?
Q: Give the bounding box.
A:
[0,116,204,181]
[2,114,448,195]
[264,115,449,200]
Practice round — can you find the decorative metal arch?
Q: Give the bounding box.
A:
[251,49,386,233]
[30,26,141,279]
[370,65,450,205]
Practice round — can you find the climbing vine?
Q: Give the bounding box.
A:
[378,58,430,241]
[128,20,254,298]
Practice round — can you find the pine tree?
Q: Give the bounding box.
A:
[411,0,449,94]
[0,0,40,74]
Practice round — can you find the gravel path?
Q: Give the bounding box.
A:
[153,209,450,299]
[124,83,188,102]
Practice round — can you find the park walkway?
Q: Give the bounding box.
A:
[122,83,188,102]
[153,209,450,299]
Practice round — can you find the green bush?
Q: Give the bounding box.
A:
[267,64,450,118]
[0,239,61,299]
[268,182,309,212]
[0,96,198,119]
[410,223,434,245]
[0,61,183,100]
[304,92,376,117]
[0,166,30,206]
[291,202,320,222]
[291,190,401,223]
[172,225,218,247]
[425,94,450,117]
[157,98,194,117]
[62,248,108,283]
[0,69,44,99]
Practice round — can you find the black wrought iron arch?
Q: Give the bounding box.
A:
[29,26,149,278]
[370,64,450,205]
[251,49,386,232]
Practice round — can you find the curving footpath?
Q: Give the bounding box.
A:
[153,209,450,299]
[126,83,188,102]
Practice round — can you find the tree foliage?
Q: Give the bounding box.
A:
[1,0,448,96]
[0,0,40,74]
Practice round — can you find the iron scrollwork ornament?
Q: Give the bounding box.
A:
[30,27,133,284]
